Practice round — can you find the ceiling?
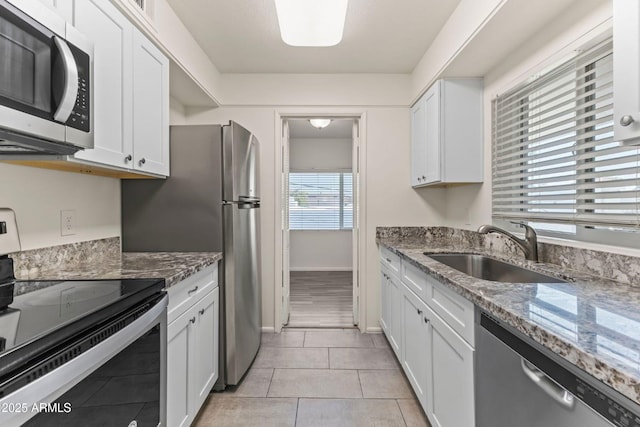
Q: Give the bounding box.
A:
[289,119,353,138]
[166,0,460,73]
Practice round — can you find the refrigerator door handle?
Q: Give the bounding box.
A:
[223,200,260,209]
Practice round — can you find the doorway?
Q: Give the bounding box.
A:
[280,117,360,328]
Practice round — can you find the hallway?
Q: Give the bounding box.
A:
[288,271,353,328]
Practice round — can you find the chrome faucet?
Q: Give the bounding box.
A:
[477,222,539,262]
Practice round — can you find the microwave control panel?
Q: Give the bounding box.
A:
[66,43,90,133]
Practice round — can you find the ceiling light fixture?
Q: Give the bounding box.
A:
[309,119,332,129]
[274,0,348,47]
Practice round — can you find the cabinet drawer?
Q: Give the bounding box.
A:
[401,260,429,300]
[168,263,218,323]
[425,278,475,346]
[380,246,401,276]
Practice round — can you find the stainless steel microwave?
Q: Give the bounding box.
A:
[0,0,93,155]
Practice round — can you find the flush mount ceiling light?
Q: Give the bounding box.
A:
[274,0,348,47]
[309,119,332,129]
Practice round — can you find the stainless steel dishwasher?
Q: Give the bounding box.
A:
[476,311,640,427]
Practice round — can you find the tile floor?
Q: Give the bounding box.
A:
[194,329,431,427]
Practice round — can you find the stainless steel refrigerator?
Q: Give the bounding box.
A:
[121,122,261,388]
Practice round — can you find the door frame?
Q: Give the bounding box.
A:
[274,110,367,332]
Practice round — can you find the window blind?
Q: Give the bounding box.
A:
[492,39,640,229]
[289,172,353,230]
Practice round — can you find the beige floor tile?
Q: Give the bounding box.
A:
[253,347,329,369]
[359,369,414,398]
[296,398,406,427]
[371,332,392,348]
[267,368,362,398]
[397,398,431,427]
[304,329,375,348]
[223,368,273,397]
[193,396,297,427]
[330,347,399,370]
[262,331,305,347]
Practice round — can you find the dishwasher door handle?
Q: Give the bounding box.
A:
[521,359,575,409]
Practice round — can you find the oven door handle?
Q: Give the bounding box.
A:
[52,36,79,123]
[521,358,575,409]
[0,295,167,427]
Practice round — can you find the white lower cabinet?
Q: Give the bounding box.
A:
[167,264,219,427]
[380,263,403,359]
[380,250,475,427]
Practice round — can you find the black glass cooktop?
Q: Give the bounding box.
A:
[0,278,164,358]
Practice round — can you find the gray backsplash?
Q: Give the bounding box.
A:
[376,226,640,287]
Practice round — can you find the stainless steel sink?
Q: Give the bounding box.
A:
[425,253,567,283]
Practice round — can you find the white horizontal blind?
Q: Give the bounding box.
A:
[289,172,353,230]
[493,39,640,229]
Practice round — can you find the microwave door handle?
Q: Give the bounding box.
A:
[52,36,78,123]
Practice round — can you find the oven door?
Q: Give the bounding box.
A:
[0,0,90,151]
[0,294,167,427]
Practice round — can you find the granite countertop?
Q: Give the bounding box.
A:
[15,251,223,289]
[377,229,640,406]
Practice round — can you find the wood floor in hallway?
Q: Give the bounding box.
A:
[288,271,354,328]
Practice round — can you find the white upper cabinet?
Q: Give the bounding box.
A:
[73,0,134,170]
[132,28,170,176]
[37,0,73,22]
[72,0,169,176]
[411,78,483,187]
[613,0,640,145]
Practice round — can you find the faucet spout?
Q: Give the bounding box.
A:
[477,223,539,262]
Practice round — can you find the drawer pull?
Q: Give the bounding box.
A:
[190,317,196,324]
[424,317,430,324]
[386,257,392,263]
[188,286,199,295]
[417,309,423,315]
[199,308,205,315]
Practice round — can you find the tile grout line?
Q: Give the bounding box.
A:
[327,347,331,369]
[357,369,364,399]
[294,397,300,427]
[265,367,276,398]
[395,398,410,427]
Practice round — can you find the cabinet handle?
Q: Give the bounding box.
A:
[421,175,426,180]
[124,154,132,163]
[386,258,392,263]
[139,157,146,166]
[417,177,422,182]
[620,115,635,127]
[188,286,199,295]
[424,317,430,324]
[417,309,423,315]
[199,308,205,315]
[190,316,196,324]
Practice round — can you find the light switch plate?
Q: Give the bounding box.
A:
[60,210,76,236]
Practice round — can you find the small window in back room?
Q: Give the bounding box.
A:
[289,172,353,230]
[492,37,640,247]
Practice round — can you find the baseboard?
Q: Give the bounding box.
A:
[289,267,353,272]
[366,326,382,333]
[261,326,275,333]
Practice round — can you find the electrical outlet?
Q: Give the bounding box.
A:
[60,210,76,236]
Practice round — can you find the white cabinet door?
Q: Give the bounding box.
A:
[192,288,219,413]
[132,28,170,176]
[73,0,134,169]
[167,307,195,427]
[38,0,73,22]
[411,97,427,186]
[423,82,441,184]
[380,266,390,334]
[401,284,429,406]
[388,272,403,359]
[613,0,640,144]
[426,304,475,427]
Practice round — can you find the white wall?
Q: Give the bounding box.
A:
[444,2,612,232]
[183,102,446,332]
[290,231,352,271]
[0,163,120,250]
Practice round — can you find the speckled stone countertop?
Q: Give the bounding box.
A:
[10,238,222,289]
[377,226,640,406]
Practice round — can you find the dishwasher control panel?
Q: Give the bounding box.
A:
[575,378,640,427]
